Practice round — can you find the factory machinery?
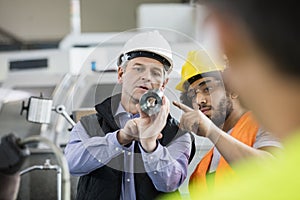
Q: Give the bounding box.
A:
[0,4,215,199]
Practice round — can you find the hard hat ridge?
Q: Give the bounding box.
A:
[175,50,226,91]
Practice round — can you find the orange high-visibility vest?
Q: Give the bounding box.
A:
[189,112,258,195]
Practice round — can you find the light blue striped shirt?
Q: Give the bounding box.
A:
[64,103,191,199]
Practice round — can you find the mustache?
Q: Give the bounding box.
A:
[199,104,212,111]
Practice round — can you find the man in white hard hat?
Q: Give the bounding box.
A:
[64,31,195,200]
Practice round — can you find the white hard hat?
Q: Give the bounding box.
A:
[117,30,173,73]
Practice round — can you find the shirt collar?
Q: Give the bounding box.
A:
[114,102,140,118]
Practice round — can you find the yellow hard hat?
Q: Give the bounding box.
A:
[175,50,225,91]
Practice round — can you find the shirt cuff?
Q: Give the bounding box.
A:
[109,130,135,152]
[139,141,164,163]
[109,130,125,149]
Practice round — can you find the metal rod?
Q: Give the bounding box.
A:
[53,105,76,127]
[20,159,62,200]
[20,165,44,175]
[19,136,70,200]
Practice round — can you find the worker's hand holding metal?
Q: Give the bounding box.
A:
[173,101,218,138]
[134,96,170,152]
[118,119,139,145]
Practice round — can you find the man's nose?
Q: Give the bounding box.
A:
[195,92,207,106]
[141,70,152,81]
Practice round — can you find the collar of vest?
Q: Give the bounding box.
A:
[95,93,121,130]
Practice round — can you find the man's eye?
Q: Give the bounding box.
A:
[133,67,142,72]
[204,86,213,93]
[153,71,162,77]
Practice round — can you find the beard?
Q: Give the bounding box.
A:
[211,95,233,127]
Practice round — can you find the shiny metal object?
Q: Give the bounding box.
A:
[139,89,163,116]
[21,96,76,126]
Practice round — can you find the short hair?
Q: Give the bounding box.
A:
[198,0,300,78]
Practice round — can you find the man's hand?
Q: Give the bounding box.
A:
[172,101,217,138]
[118,119,139,145]
[134,96,170,152]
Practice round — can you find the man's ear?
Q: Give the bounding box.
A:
[118,67,124,83]
[230,92,239,99]
[161,78,169,90]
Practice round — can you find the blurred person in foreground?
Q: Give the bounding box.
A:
[64,30,194,200]
[179,1,300,199]
[173,50,281,197]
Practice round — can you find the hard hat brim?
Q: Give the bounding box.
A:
[118,50,173,73]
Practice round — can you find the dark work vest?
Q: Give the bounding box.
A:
[75,94,195,200]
